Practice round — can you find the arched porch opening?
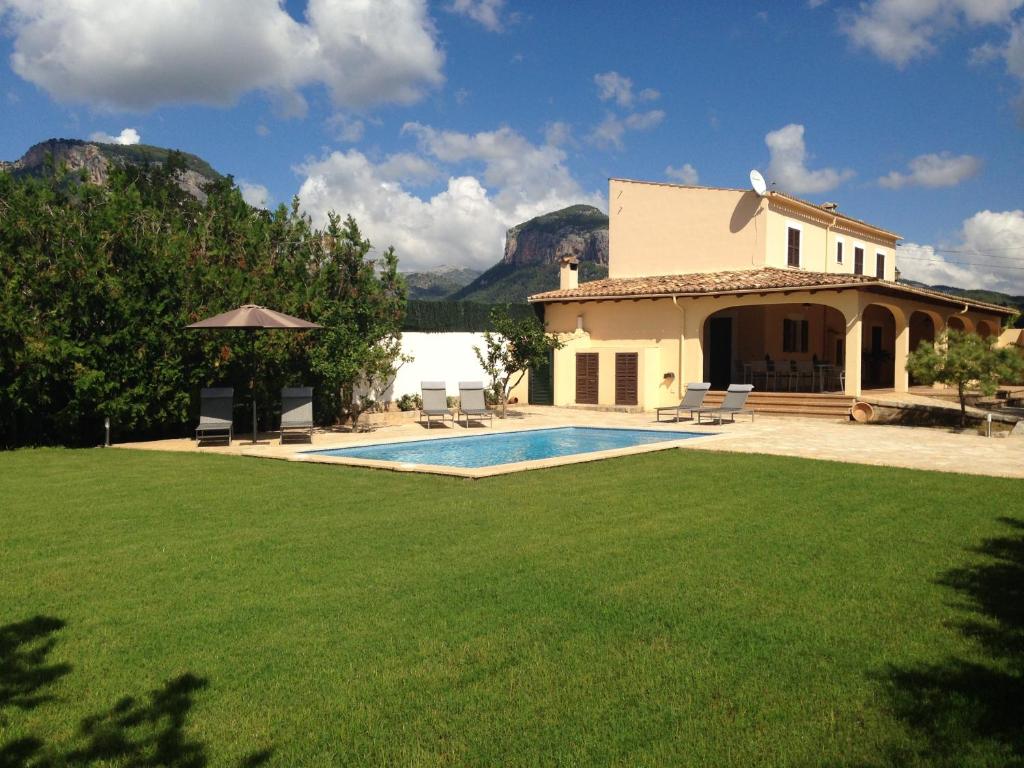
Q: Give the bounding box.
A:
[947,315,973,333]
[908,310,938,386]
[976,319,994,339]
[861,304,897,390]
[703,303,847,391]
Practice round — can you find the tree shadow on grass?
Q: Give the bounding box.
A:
[876,516,1024,766]
[0,617,272,768]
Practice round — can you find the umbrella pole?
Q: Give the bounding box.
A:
[251,333,257,445]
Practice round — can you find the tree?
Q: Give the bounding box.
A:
[906,329,1024,427]
[308,214,409,431]
[473,306,562,417]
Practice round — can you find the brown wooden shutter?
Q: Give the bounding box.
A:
[575,353,599,405]
[614,353,638,406]
[854,247,864,274]
[787,228,800,267]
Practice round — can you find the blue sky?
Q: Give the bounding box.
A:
[1,0,1023,291]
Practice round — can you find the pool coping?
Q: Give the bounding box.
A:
[252,424,727,478]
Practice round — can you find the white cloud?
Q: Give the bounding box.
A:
[593,71,660,108]
[326,114,366,143]
[544,121,572,147]
[376,152,441,185]
[295,125,603,270]
[594,71,636,107]
[878,151,982,188]
[840,0,1024,67]
[239,181,270,208]
[765,123,854,195]
[0,0,444,111]
[88,127,141,145]
[589,109,664,150]
[897,209,1024,292]
[448,0,506,31]
[665,163,699,185]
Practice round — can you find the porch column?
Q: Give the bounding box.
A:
[893,313,910,393]
[844,312,862,398]
[682,306,709,386]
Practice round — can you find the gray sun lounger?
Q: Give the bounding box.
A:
[195,387,233,445]
[695,384,755,424]
[280,387,314,443]
[419,381,454,428]
[457,381,493,427]
[655,382,711,422]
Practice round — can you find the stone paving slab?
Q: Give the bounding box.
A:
[114,406,1024,480]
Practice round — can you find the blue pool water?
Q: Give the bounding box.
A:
[306,427,707,469]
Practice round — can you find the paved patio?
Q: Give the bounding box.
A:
[114,406,1024,480]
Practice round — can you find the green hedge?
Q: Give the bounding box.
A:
[403,300,535,332]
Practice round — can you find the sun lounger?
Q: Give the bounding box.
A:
[655,382,711,422]
[195,387,233,445]
[695,384,755,424]
[419,382,454,428]
[457,381,493,427]
[280,387,314,443]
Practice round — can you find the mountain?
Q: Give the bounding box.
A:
[501,204,608,266]
[901,279,1023,324]
[402,265,482,300]
[451,205,609,303]
[1,138,222,200]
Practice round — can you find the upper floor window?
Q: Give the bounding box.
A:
[787,227,801,268]
[854,247,864,275]
[783,318,809,353]
[836,241,844,264]
[876,253,885,279]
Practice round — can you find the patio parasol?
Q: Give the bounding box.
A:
[187,304,321,444]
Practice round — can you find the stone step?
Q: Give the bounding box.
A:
[700,391,852,419]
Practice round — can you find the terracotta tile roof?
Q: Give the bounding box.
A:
[528,267,1015,315]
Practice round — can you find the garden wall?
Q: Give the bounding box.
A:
[387,332,491,399]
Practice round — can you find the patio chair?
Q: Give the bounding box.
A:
[195,387,233,445]
[419,381,454,428]
[655,382,711,422]
[457,381,493,427]
[695,384,755,425]
[796,360,815,391]
[280,387,314,443]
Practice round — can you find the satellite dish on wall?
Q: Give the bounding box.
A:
[749,169,768,197]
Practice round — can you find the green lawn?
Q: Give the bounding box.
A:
[1,448,1022,767]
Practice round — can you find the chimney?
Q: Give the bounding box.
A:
[560,255,579,291]
[821,201,839,213]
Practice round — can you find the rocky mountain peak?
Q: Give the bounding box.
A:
[0,138,222,201]
[502,204,609,267]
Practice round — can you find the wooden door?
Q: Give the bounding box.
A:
[615,353,638,406]
[575,353,599,405]
[708,317,733,390]
[528,349,554,405]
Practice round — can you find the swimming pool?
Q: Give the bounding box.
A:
[305,426,708,471]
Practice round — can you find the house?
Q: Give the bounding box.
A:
[528,179,1014,409]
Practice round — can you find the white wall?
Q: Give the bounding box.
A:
[386,332,490,399]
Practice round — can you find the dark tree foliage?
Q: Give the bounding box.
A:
[0,164,406,447]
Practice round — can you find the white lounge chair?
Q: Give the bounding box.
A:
[695,384,755,424]
[280,387,313,443]
[457,382,493,427]
[655,382,711,422]
[195,387,233,445]
[419,382,454,428]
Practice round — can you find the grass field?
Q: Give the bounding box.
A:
[1,448,1022,767]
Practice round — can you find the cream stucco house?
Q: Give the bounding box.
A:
[527,178,1014,409]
